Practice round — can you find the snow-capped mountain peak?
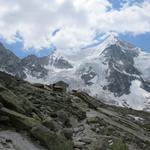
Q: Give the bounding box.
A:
[103,32,119,45]
[82,33,121,59]
[0,37,150,111]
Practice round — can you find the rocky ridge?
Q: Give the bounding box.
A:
[0,71,150,150]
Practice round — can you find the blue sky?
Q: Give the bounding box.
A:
[0,0,149,58]
[1,39,54,58]
[120,33,150,52]
[1,33,150,58]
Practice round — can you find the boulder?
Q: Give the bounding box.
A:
[73,92,103,109]
[33,83,45,88]
[42,117,60,132]
[56,110,70,126]
[79,138,92,144]
[0,86,33,114]
[0,107,40,130]
[87,117,99,124]
[63,128,73,139]
[31,125,73,150]
[0,87,25,113]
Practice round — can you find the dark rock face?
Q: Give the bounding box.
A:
[49,55,73,69]
[102,44,143,96]
[19,55,49,79]
[102,44,139,74]
[81,66,97,86]
[106,66,133,96]
[53,57,73,69]
[140,79,150,92]
[0,43,21,74]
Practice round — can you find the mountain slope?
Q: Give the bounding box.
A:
[0,71,150,150]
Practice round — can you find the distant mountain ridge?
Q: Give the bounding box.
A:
[0,34,150,111]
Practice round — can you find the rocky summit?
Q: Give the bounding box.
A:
[0,71,150,150]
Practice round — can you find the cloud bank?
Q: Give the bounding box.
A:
[0,0,150,50]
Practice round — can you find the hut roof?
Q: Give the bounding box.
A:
[54,81,69,87]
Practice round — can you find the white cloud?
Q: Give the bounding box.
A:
[0,0,149,50]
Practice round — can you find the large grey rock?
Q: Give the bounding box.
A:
[0,87,25,113]
[31,125,73,150]
[0,84,33,113]
[0,107,40,130]
[42,117,60,132]
[56,110,69,125]
[63,128,73,139]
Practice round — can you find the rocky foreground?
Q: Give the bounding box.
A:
[0,71,150,150]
